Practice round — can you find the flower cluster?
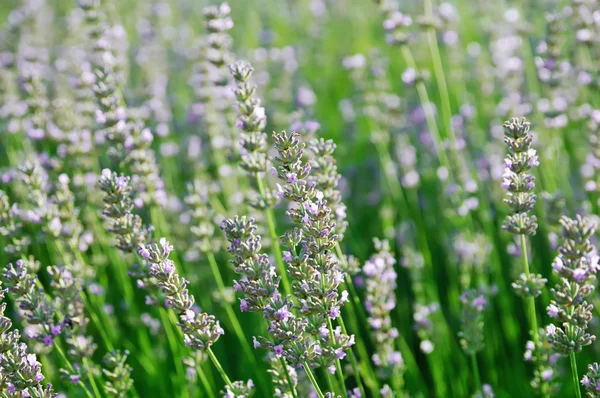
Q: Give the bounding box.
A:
[377,0,414,46]
[221,379,255,398]
[220,216,314,368]
[2,258,56,345]
[0,189,30,256]
[138,238,224,350]
[98,168,152,253]
[525,330,560,397]
[308,138,348,242]
[581,362,600,397]
[501,117,538,236]
[458,288,488,355]
[80,0,166,207]
[267,356,298,398]
[229,61,269,175]
[273,130,354,370]
[184,179,217,253]
[1,281,55,397]
[546,215,598,354]
[102,350,134,398]
[362,239,403,376]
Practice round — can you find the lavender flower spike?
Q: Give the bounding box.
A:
[501,117,538,236]
[138,238,224,351]
[547,216,597,355]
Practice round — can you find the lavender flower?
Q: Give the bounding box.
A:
[98,169,152,253]
[458,288,488,355]
[582,363,600,397]
[221,379,255,398]
[501,117,538,236]
[138,238,224,351]
[229,61,269,175]
[102,350,134,397]
[221,216,314,369]
[1,282,55,397]
[362,239,403,377]
[0,189,30,256]
[546,216,597,354]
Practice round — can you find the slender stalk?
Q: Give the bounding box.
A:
[207,347,235,390]
[255,174,292,295]
[83,357,102,398]
[54,343,94,398]
[303,362,325,398]
[570,353,582,398]
[338,316,367,398]
[205,250,269,392]
[520,234,539,347]
[280,358,299,398]
[471,354,481,395]
[400,45,450,172]
[327,317,348,396]
[196,363,216,396]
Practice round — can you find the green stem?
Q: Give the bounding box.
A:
[303,362,325,398]
[54,343,94,398]
[280,358,299,398]
[338,316,367,398]
[327,317,348,396]
[207,347,234,390]
[520,234,539,347]
[196,363,216,396]
[400,45,450,172]
[471,353,481,395]
[570,353,582,398]
[205,250,268,391]
[83,357,103,398]
[255,174,292,296]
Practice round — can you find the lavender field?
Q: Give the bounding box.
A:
[1,0,599,397]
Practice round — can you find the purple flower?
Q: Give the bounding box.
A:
[286,173,298,183]
[329,305,340,319]
[253,336,261,349]
[276,305,292,321]
[472,295,487,311]
[541,369,553,381]
[70,375,81,384]
[573,268,587,282]
[138,246,151,259]
[334,348,346,359]
[581,375,591,387]
[328,365,336,374]
[274,344,284,356]
[547,304,559,318]
[51,324,62,336]
[240,299,249,312]
[389,351,403,365]
[546,324,556,337]
[43,335,54,346]
[552,257,564,272]
[282,251,292,263]
[233,280,242,292]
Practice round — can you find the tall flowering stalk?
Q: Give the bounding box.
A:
[229,61,291,296]
[272,130,353,395]
[137,238,238,392]
[458,288,488,396]
[362,239,403,391]
[0,281,56,397]
[501,117,545,353]
[221,215,310,398]
[546,216,598,398]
